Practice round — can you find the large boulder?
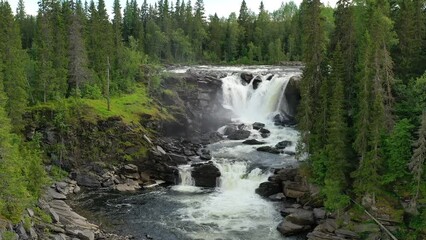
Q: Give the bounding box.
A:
[257,146,281,154]
[283,75,301,117]
[269,168,298,183]
[283,181,309,199]
[241,72,254,84]
[255,181,281,197]
[277,220,311,236]
[252,76,262,90]
[223,125,238,135]
[242,139,266,145]
[252,122,266,130]
[72,171,101,188]
[196,148,212,160]
[259,128,271,138]
[275,140,292,149]
[273,113,297,127]
[167,153,188,165]
[285,209,315,226]
[191,162,221,188]
[228,129,251,140]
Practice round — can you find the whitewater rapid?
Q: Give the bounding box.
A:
[169,66,301,239]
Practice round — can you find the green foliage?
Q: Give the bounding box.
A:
[49,165,68,182]
[323,179,350,212]
[34,207,52,224]
[383,119,414,185]
[21,133,49,199]
[2,231,17,240]
[82,84,103,99]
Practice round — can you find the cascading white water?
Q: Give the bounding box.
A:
[177,161,282,239]
[172,165,202,193]
[222,73,292,123]
[171,68,301,239]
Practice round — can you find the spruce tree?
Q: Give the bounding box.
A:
[297,0,327,183]
[323,43,350,212]
[409,112,426,209]
[0,1,29,130]
[68,0,90,95]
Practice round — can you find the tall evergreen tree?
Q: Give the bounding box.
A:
[68,0,90,95]
[409,112,426,209]
[297,0,327,183]
[0,1,28,129]
[323,43,350,212]
[352,0,397,203]
[86,0,113,92]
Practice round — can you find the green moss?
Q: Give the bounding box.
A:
[34,207,52,224]
[23,216,31,231]
[2,231,17,240]
[49,166,68,182]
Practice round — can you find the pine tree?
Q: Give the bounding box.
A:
[191,0,206,60]
[223,12,240,62]
[409,112,426,209]
[297,0,327,182]
[332,0,357,117]
[0,1,29,130]
[0,66,30,223]
[323,43,350,212]
[352,0,397,203]
[393,0,426,79]
[68,0,90,95]
[86,0,113,92]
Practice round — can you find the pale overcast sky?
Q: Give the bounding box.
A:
[7,0,337,18]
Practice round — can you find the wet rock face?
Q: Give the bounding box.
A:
[283,75,301,117]
[228,129,251,140]
[255,182,281,197]
[241,72,254,84]
[191,162,221,188]
[159,71,231,138]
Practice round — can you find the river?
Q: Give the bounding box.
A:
[73,66,302,240]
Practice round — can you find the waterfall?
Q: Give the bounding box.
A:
[221,73,292,123]
[171,165,200,192]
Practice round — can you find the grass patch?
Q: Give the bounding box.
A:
[29,84,173,126]
[81,84,171,124]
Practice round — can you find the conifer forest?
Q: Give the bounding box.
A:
[0,0,425,239]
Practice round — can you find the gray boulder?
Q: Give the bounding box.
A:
[242,139,266,145]
[73,171,100,188]
[285,209,315,226]
[277,220,311,236]
[256,146,281,154]
[255,182,281,197]
[241,72,254,84]
[191,162,221,188]
[228,130,251,140]
[275,140,292,149]
[252,122,265,130]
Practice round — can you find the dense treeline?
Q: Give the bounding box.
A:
[298,0,426,238]
[0,0,425,237]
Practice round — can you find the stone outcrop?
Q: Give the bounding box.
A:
[282,75,301,117]
[5,179,132,240]
[242,139,266,145]
[191,162,221,188]
[228,129,251,140]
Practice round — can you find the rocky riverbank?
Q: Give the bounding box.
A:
[2,179,133,240]
[256,168,402,239]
